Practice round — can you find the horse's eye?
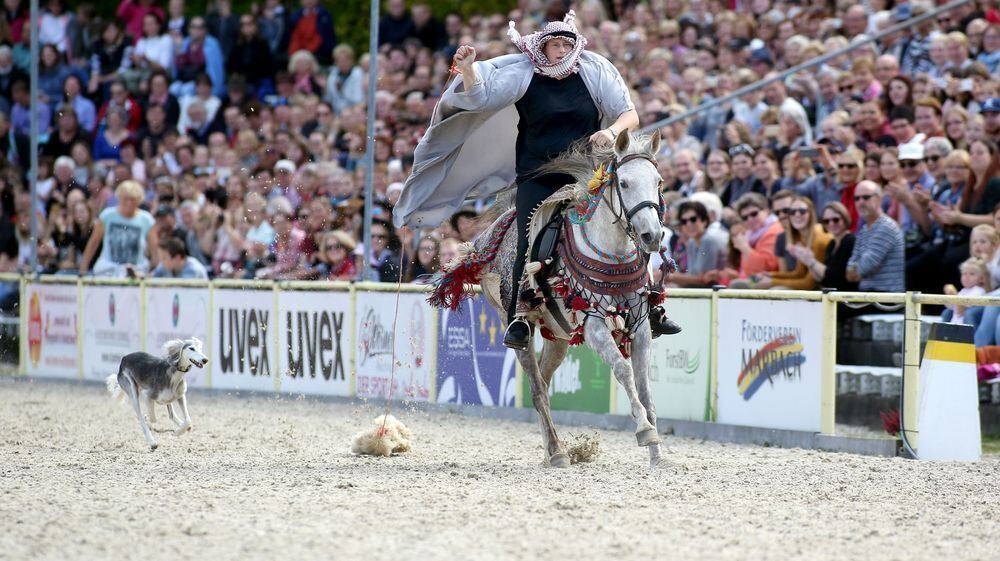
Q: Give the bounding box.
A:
[621,180,629,189]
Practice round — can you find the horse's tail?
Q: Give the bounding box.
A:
[427,210,517,311]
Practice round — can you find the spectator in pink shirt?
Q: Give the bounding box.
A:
[116,0,165,43]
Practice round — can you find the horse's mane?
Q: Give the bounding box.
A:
[472,132,657,226]
[533,133,659,195]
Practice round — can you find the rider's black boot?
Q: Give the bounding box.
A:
[503,317,532,351]
[650,305,682,337]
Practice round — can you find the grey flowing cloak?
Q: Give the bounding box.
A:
[392,51,635,229]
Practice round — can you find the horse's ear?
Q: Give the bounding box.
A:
[649,130,661,155]
[614,129,630,154]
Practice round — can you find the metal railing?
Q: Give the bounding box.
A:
[638,0,973,135]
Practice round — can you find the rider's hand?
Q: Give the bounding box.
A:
[590,129,615,146]
[453,45,477,72]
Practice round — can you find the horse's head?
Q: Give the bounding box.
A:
[610,130,664,253]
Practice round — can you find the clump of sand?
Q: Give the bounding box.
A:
[351,414,412,457]
[566,432,601,464]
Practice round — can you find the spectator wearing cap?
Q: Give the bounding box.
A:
[981,98,1000,142]
[748,47,773,79]
[151,237,208,279]
[887,143,935,253]
[721,144,765,207]
[271,159,303,209]
[288,0,337,66]
[847,181,906,292]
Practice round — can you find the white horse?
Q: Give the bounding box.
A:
[429,131,667,468]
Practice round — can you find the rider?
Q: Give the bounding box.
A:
[393,10,680,350]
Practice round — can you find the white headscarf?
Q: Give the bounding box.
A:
[507,10,588,79]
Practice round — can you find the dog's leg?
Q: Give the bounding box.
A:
[166,403,183,427]
[144,395,157,424]
[173,394,193,436]
[121,374,158,450]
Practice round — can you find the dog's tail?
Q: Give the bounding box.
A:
[105,374,125,403]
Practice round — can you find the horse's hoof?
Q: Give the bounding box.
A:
[149,443,158,451]
[636,427,661,447]
[549,452,571,468]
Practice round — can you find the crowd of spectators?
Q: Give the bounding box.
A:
[3,0,1000,339]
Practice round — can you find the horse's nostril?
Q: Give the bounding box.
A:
[640,232,654,245]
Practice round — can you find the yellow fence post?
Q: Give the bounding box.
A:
[18,275,26,376]
[348,283,356,397]
[902,291,922,453]
[273,282,281,393]
[77,277,84,380]
[709,287,719,421]
[139,279,147,353]
[819,291,837,435]
[206,282,214,389]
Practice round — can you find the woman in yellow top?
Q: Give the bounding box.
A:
[758,196,832,290]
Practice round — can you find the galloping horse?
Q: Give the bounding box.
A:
[430,131,667,468]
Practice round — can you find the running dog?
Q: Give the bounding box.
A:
[106,338,208,450]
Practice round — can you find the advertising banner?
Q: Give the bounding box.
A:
[24,283,79,379]
[277,290,351,396]
[211,288,276,392]
[436,295,516,407]
[716,299,822,432]
[614,298,713,421]
[81,285,142,382]
[522,336,613,414]
[355,291,433,402]
[144,287,210,388]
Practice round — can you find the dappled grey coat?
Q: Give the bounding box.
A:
[392,51,635,229]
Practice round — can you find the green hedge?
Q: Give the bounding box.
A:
[86,0,517,54]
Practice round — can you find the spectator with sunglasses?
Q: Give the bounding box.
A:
[805,202,858,291]
[731,192,783,279]
[668,200,727,288]
[721,144,765,207]
[757,196,831,290]
[846,181,906,292]
[795,145,864,231]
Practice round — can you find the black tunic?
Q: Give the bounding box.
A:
[514,72,600,182]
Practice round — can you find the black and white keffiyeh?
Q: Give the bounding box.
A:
[508,10,588,79]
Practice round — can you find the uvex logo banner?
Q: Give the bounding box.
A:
[145,287,210,388]
[212,289,276,392]
[355,291,432,402]
[278,291,351,397]
[82,285,141,382]
[24,283,78,379]
[716,299,822,432]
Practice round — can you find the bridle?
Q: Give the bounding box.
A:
[600,152,661,242]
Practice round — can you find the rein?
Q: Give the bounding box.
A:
[601,152,660,244]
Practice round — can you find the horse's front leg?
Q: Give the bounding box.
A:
[585,321,659,446]
[629,320,663,466]
[517,346,569,468]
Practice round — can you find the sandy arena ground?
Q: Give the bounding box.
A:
[2,378,999,561]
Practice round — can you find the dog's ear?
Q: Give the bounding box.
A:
[190,337,203,351]
[162,339,184,358]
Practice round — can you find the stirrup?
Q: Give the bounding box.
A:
[503,317,532,351]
